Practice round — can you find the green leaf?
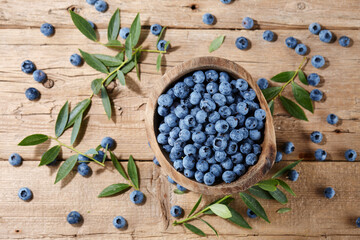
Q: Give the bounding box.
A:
[291,82,314,113]
[261,87,281,102]
[54,154,78,184]
[239,192,270,223]
[156,54,162,72]
[39,145,61,166]
[271,71,295,83]
[98,183,131,197]
[79,49,109,74]
[91,78,103,95]
[110,151,128,180]
[164,41,171,51]
[115,51,124,61]
[188,194,202,217]
[184,223,205,237]
[125,33,133,60]
[256,179,279,192]
[129,13,141,47]
[105,72,117,86]
[121,58,136,74]
[269,188,288,204]
[69,11,97,42]
[66,99,91,128]
[174,189,186,194]
[100,86,112,119]
[272,159,302,179]
[156,26,166,46]
[298,70,308,85]
[127,155,139,189]
[93,54,122,67]
[209,204,232,219]
[85,149,98,155]
[269,100,274,115]
[227,206,252,229]
[248,186,273,199]
[203,196,235,215]
[105,40,123,48]
[209,35,225,53]
[70,112,83,145]
[55,101,69,138]
[279,96,308,121]
[135,53,140,80]
[277,207,291,214]
[102,144,108,163]
[117,70,126,86]
[276,179,296,196]
[95,144,102,151]
[18,134,49,146]
[199,219,218,236]
[107,8,120,41]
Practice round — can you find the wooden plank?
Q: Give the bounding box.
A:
[1,161,360,239]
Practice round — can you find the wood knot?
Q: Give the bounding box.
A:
[43,79,54,89]
[15,230,20,233]
[297,2,306,10]
[334,129,341,133]
[190,4,198,11]
[67,5,81,13]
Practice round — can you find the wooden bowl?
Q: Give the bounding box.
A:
[145,57,276,195]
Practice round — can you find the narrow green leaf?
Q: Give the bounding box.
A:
[277,179,296,196]
[55,101,69,138]
[105,40,123,48]
[98,183,130,197]
[54,154,78,184]
[100,86,112,119]
[85,149,98,155]
[130,13,141,47]
[261,87,281,102]
[298,70,308,85]
[107,8,120,41]
[209,204,232,219]
[91,78,103,95]
[227,206,252,229]
[117,70,126,86]
[93,54,122,67]
[239,192,270,223]
[95,144,102,151]
[125,34,133,60]
[269,100,274,115]
[39,145,61,166]
[184,223,206,237]
[248,186,273,200]
[209,35,225,53]
[174,189,186,194]
[164,41,170,51]
[115,51,124,61]
[199,219,218,236]
[156,26,166,46]
[291,82,314,113]
[69,11,97,41]
[66,99,91,128]
[110,151,128,180]
[256,179,279,192]
[105,72,117,86]
[70,112,83,145]
[203,196,235,215]
[156,54,162,72]
[272,159,302,179]
[271,71,295,83]
[269,188,288,204]
[277,207,291,214]
[188,194,202,217]
[127,155,139,189]
[18,134,49,146]
[279,96,308,121]
[102,144,108,163]
[79,49,109,74]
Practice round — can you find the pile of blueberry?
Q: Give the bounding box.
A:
[156,69,267,186]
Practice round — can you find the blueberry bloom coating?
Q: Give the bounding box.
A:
[67,211,82,224]
[167,176,176,184]
[195,171,204,183]
[339,36,350,47]
[235,37,249,50]
[234,164,246,176]
[275,151,282,163]
[158,94,173,107]
[157,40,170,51]
[177,184,187,191]
[324,187,335,199]
[33,70,47,83]
[219,72,230,82]
[285,37,297,49]
[310,131,323,144]
[173,82,189,99]
[150,24,162,35]
[345,149,357,162]
[78,154,89,163]
[311,55,325,68]
[9,153,22,166]
[25,87,40,101]
[222,171,236,183]
[113,216,127,228]
[171,205,183,217]
[215,120,229,133]
[70,54,83,66]
[86,0,97,5]
[263,30,274,42]
[247,209,257,218]
[184,169,195,178]
[94,150,105,162]
[236,102,249,115]
[183,155,196,170]
[213,136,228,151]
[119,27,130,39]
[307,73,320,86]
[95,0,108,12]
[210,164,223,177]
[240,143,252,155]
[221,158,233,170]
[308,22,321,34]
[184,76,195,87]
[204,172,216,185]
[205,70,219,82]
[101,137,115,149]
[130,190,144,204]
[173,160,184,171]
[18,187,32,201]
[310,89,323,101]
[319,30,333,43]
[21,60,36,74]
[245,117,258,129]
[254,109,266,120]
[295,44,307,55]
[287,169,299,181]
[257,78,268,90]
[326,114,338,125]
[315,149,327,161]
[87,20,96,29]
[153,157,160,166]
[40,23,55,37]
[202,13,215,25]
[245,153,257,166]
[283,141,295,154]
[231,153,243,164]
[242,17,254,29]
[77,162,91,176]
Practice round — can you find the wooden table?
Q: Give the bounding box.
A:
[1,0,359,239]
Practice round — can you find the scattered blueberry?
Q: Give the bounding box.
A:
[242,17,254,29]
[119,27,130,39]
[307,73,320,86]
[285,37,297,49]
[345,149,357,162]
[287,170,299,181]
[129,190,144,204]
[167,176,176,184]
[153,157,160,166]
[257,78,268,90]
[295,43,307,55]
[247,209,257,218]
[326,114,338,125]
[283,142,295,154]
[319,30,333,43]
[310,131,323,144]
[78,163,91,176]
[356,217,360,228]
[275,151,282,163]
[33,70,47,83]
[310,89,323,101]
[67,211,82,224]
[170,205,183,217]
[315,149,327,161]
[94,150,105,162]
[88,20,96,29]
[220,0,232,3]
[235,37,249,50]
[70,54,83,66]
[95,0,108,12]
[113,216,127,228]
[86,0,98,5]
[150,24,162,36]
[202,13,215,25]
[25,87,40,101]
[311,55,325,68]
[339,36,350,47]
[101,137,115,149]
[177,184,187,192]
[21,60,36,74]
[263,30,275,42]
[18,187,32,201]
[308,22,321,35]
[157,40,170,51]
[324,187,335,199]
[9,153,22,166]
[78,154,89,163]
[40,23,55,37]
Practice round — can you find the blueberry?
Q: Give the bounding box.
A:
[193,124,203,132]
[263,30,275,42]
[32,70,47,83]
[245,153,257,166]
[240,143,252,155]
[173,82,190,99]
[206,82,219,95]
[150,24,162,36]
[70,53,83,66]
[231,153,244,164]
[40,23,55,37]
[158,106,169,117]
[192,71,205,84]
[229,129,243,142]
[193,83,206,94]
[221,158,234,170]
[356,218,360,228]
[283,141,295,154]
[242,17,254,29]
[308,22,321,35]
[195,171,204,183]
[307,73,320,86]
[184,76,195,87]
[195,110,207,124]
[25,87,40,101]
[158,94,173,107]
[226,141,238,155]
[189,92,201,105]
[165,113,179,128]
[245,117,258,130]
[177,184,187,192]
[339,36,350,47]
[326,114,338,125]
[324,187,335,199]
[256,119,264,130]
[235,79,248,91]
[218,82,232,96]
[219,72,230,83]
[130,190,144,204]
[222,171,236,183]
[173,160,184,171]
[202,13,215,25]
[86,0,97,5]
[21,60,36,74]
[213,136,227,151]
[204,172,216,185]
[257,78,268,90]
[315,149,327,161]
[275,151,282,163]
[249,129,261,141]
[159,123,171,133]
[204,123,216,135]
[215,151,227,163]
[236,102,249,115]
[119,27,130,39]
[113,216,127,228]
[208,111,221,123]
[205,70,219,82]
[157,133,168,145]
[242,89,256,101]
[234,164,246,176]
[87,20,96,29]
[157,40,170,51]
[212,93,226,107]
[220,0,232,3]
[207,155,216,164]
[287,169,299,181]
[163,145,172,153]
[9,153,22,166]
[226,116,238,129]
[153,157,160,166]
[174,105,189,119]
[311,55,325,68]
[345,149,357,162]
[235,37,249,50]
[247,209,257,218]
[215,120,229,133]
[183,115,196,128]
[78,154,89,163]
[18,187,32,201]
[319,30,333,43]
[310,89,323,102]
[101,137,115,149]
[184,169,195,178]
[210,164,223,177]
[171,205,183,217]
[218,106,231,118]
[254,109,266,120]
[67,211,82,224]
[285,37,297,49]
[205,135,216,147]
[295,43,307,55]
[179,129,191,142]
[167,176,176,184]
[94,150,105,162]
[183,155,196,170]
[78,162,91,176]
[95,0,108,12]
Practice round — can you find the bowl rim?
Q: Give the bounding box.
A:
[145,56,276,195]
